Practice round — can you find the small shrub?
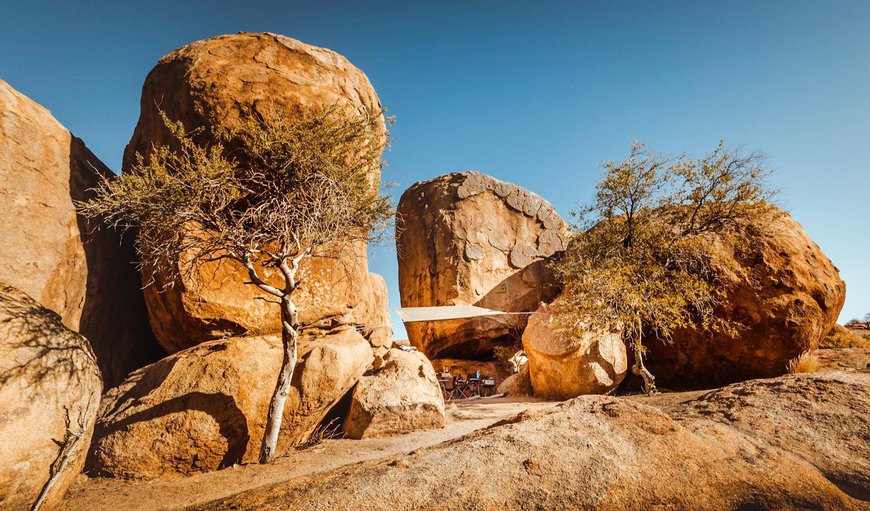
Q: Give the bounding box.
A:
[787,351,820,374]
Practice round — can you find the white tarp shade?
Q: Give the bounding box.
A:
[396,305,526,323]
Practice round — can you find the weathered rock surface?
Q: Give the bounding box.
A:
[816,348,870,372]
[822,324,870,349]
[0,79,161,386]
[646,212,846,387]
[0,284,102,511]
[496,363,532,396]
[522,299,627,399]
[676,371,870,500]
[196,389,860,511]
[87,330,373,479]
[397,171,567,359]
[344,349,445,439]
[122,32,388,353]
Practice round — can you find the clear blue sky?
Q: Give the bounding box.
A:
[2,1,868,339]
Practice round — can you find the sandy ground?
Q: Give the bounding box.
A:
[59,396,557,511]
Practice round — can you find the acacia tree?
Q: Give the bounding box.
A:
[80,105,393,462]
[555,141,776,394]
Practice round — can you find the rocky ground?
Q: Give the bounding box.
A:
[59,349,870,511]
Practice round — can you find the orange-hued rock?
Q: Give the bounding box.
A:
[522,300,628,399]
[646,212,846,387]
[197,389,861,511]
[0,80,161,386]
[0,284,102,511]
[87,329,373,479]
[344,349,445,439]
[122,33,389,353]
[397,172,567,359]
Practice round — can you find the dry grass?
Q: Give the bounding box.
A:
[820,325,870,349]
[296,418,344,450]
[787,350,820,374]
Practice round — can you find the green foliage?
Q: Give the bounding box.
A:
[556,141,777,392]
[79,105,394,289]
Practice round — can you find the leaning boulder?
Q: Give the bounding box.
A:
[87,329,373,479]
[123,32,388,353]
[522,300,627,399]
[344,349,445,439]
[397,171,567,359]
[0,284,102,511]
[646,212,846,386]
[0,79,160,386]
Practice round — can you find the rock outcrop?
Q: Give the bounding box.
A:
[87,330,373,479]
[344,349,445,439]
[122,32,389,353]
[496,363,532,396]
[0,79,161,386]
[646,212,846,387]
[522,299,627,399]
[397,171,567,360]
[196,388,861,511]
[677,371,870,500]
[822,324,870,349]
[0,284,102,511]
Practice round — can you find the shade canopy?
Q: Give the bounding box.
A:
[396,305,531,323]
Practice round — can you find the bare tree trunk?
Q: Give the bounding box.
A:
[31,399,93,511]
[630,317,658,395]
[258,294,299,463]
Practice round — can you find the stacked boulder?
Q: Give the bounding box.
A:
[396,171,567,378]
[122,32,392,353]
[83,32,444,479]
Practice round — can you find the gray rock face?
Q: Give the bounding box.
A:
[397,171,568,359]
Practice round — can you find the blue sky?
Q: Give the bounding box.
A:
[2,1,868,338]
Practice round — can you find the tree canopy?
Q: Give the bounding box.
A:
[555,141,778,393]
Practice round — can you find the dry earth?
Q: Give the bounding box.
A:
[59,397,556,511]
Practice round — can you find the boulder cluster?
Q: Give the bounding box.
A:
[0,33,442,509]
[0,30,855,511]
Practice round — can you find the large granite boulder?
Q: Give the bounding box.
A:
[396,171,567,359]
[87,329,373,479]
[0,284,102,511]
[344,349,445,439]
[522,299,628,399]
[122,32,389,353]
[646,212,846,386]
[0,79,161,386]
